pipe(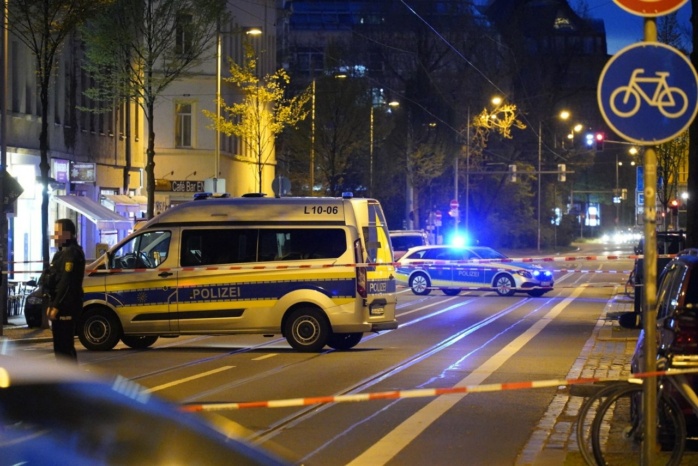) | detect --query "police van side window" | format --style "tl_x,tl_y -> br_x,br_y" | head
111,231 -> 171,269
258,229 -> 346,261
181,229 -> 257,266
